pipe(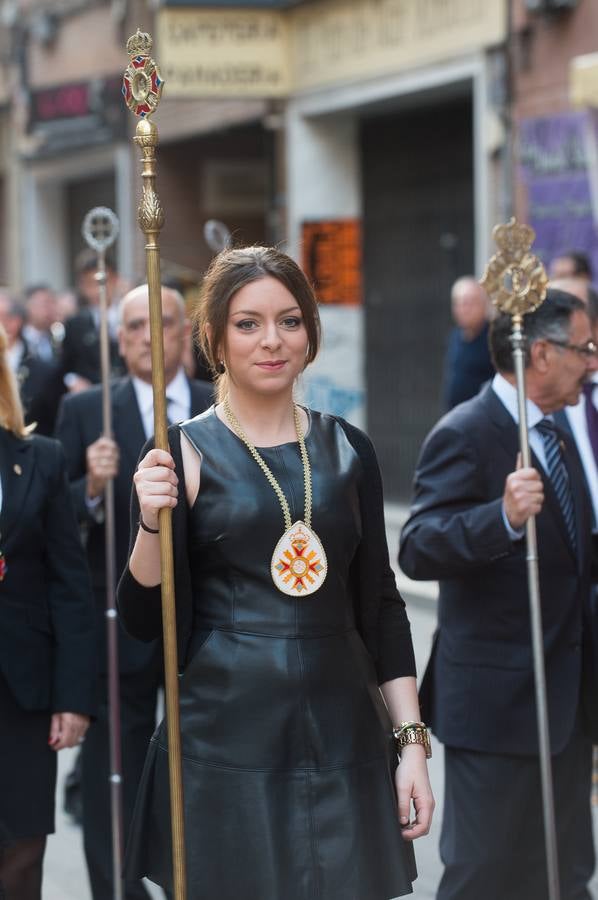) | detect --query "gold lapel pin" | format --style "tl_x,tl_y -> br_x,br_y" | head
13,463 -> 22,475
